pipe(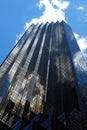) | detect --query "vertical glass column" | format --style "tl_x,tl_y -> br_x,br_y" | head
25,23 -> 49,102
10,24 -> 44,103
0,24 -> 39,103
0,24 -> 34,79
45,23 -> 53,103
62,21 -> 87,111
8,24 -> 39,82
